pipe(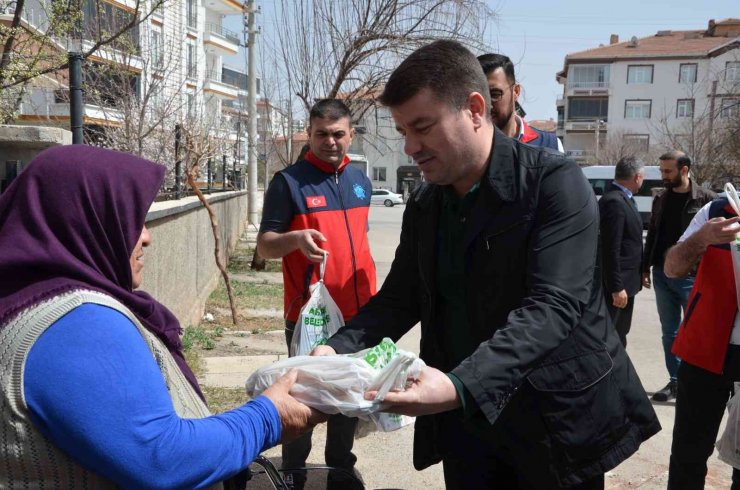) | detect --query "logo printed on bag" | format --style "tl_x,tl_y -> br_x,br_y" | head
306,195 -> 327,208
